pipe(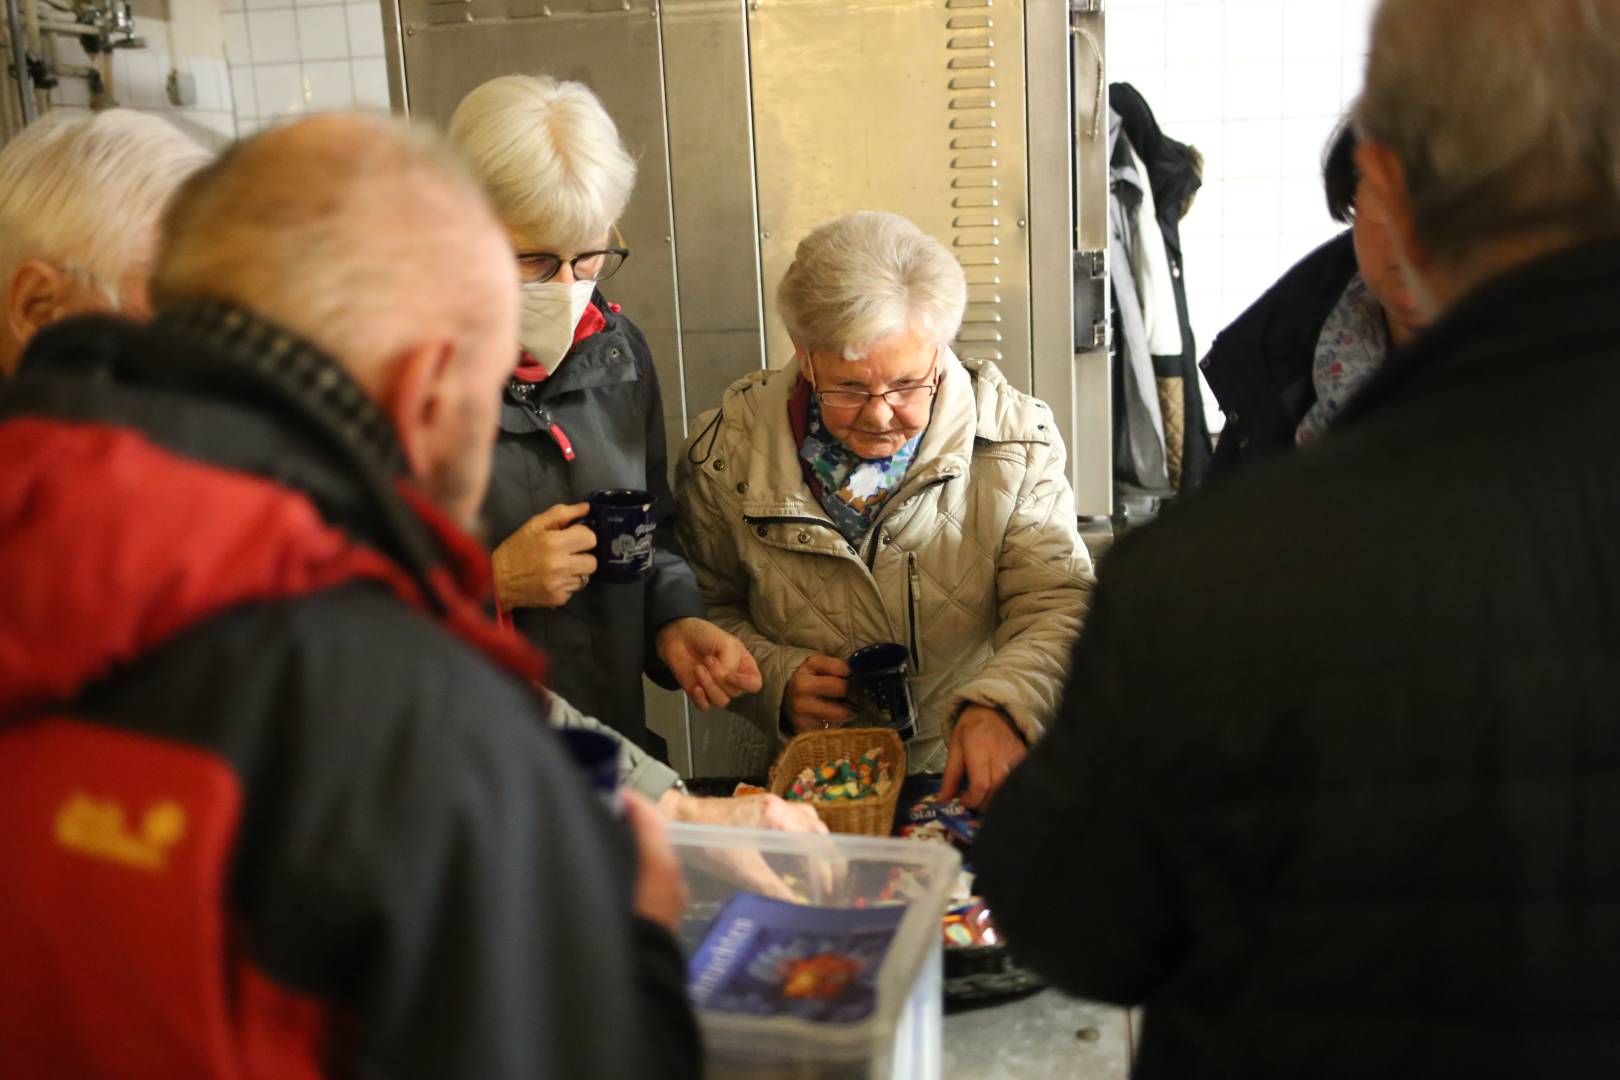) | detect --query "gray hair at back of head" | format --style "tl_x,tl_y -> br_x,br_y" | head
0,109 -> 209,300
1356,0 -> 1620,258
777,211 -> 967,360
152,113 -> 510,375
448,74 -> 637,252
